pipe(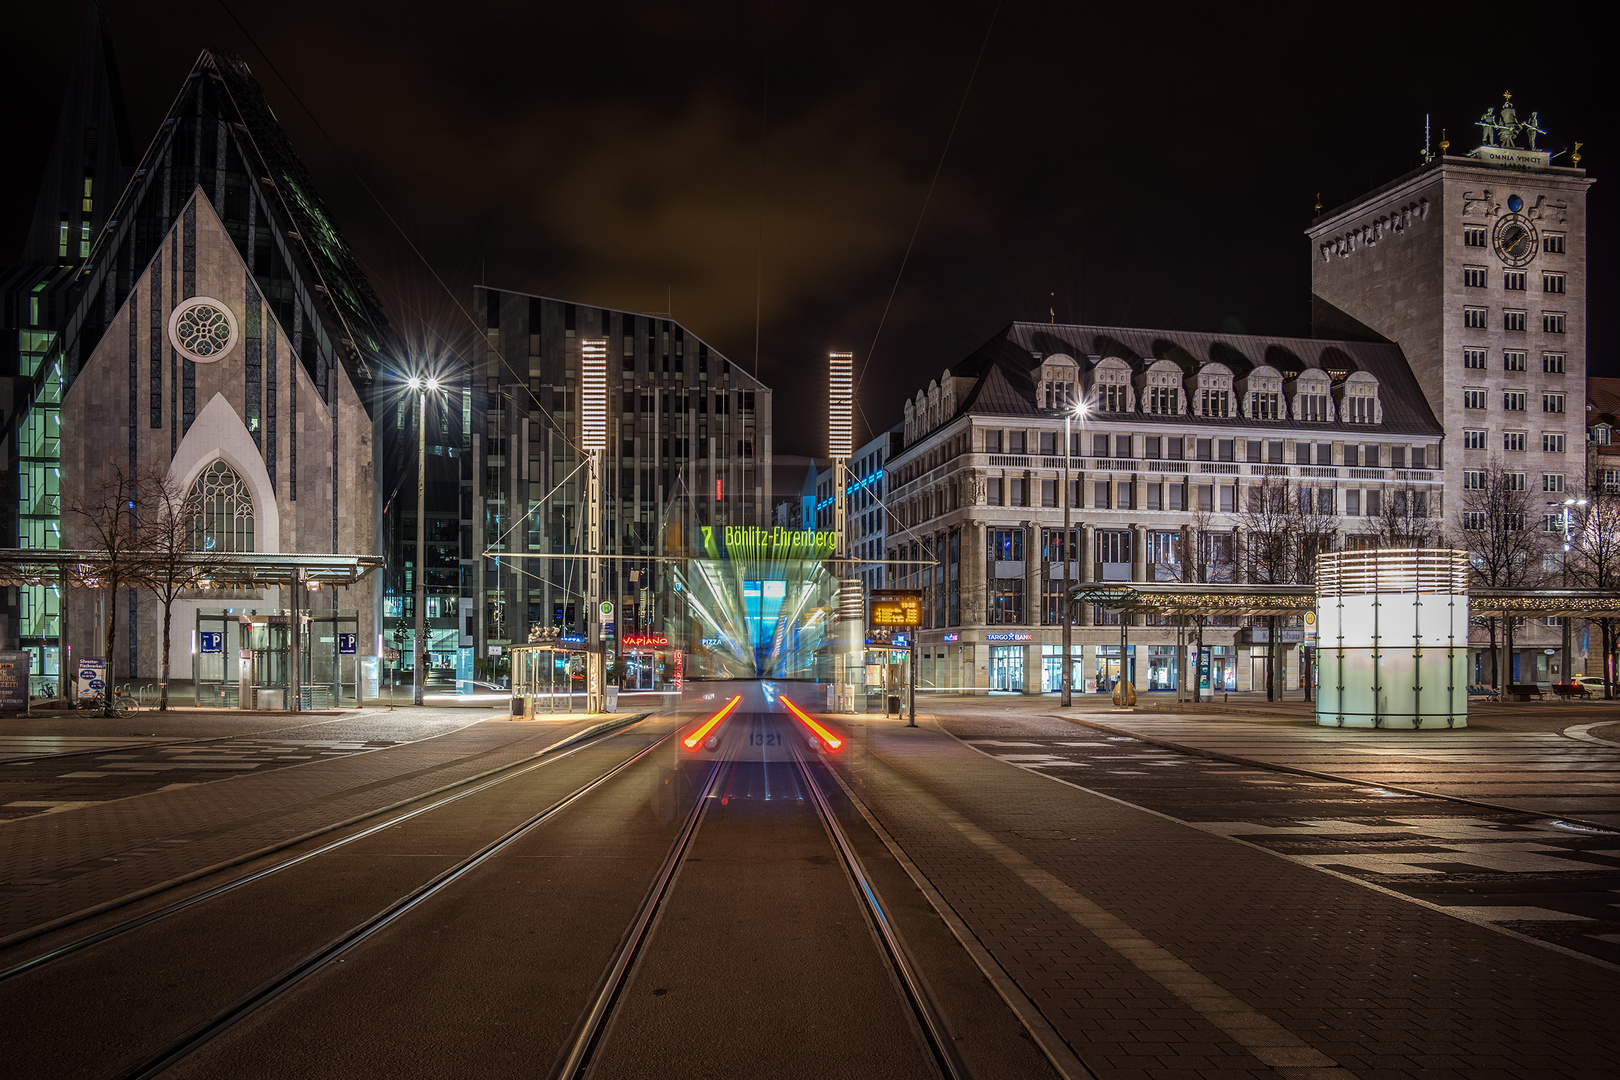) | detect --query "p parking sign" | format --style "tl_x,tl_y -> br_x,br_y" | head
200,632 -> 223,654
338,633 -> 357,655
